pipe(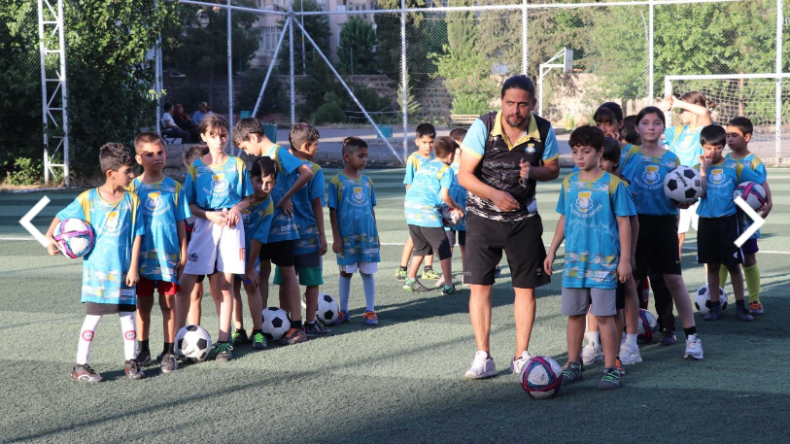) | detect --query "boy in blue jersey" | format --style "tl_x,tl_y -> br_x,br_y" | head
272,123 -> 330,336
329,137 -> 381,325
45,143 -> 146,382
695,125 -> 768,322
720,117 -> 773,315
402,136 -> 464,294
231,157 -> 276,349
447,128 -> 469,285
179,114 -> 253,362
621,106 -> 703,360
396,123 -> 438,282
129,132 -> 190,373
233,118 -> 314,345
545,126 -> 633,390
